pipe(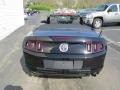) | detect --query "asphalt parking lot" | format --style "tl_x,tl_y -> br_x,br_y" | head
0,13 -> 120,90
